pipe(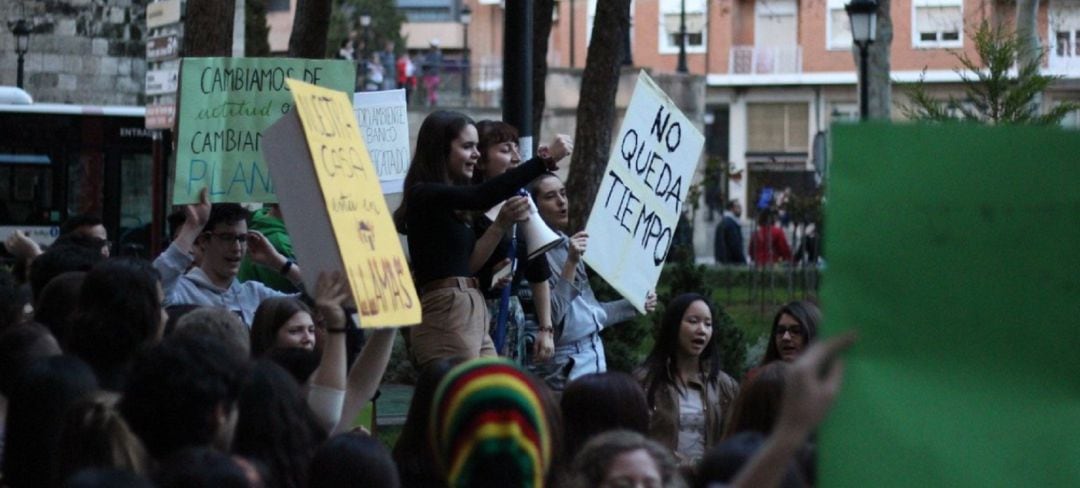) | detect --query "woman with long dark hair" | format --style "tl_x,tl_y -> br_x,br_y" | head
637,293 -> 739,466
760,300 -> 820,366
392,110 -> 570,370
